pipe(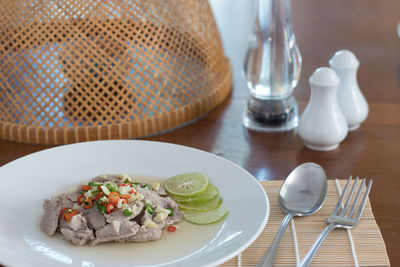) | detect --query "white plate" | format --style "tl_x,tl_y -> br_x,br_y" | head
0,140 -> 269,267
